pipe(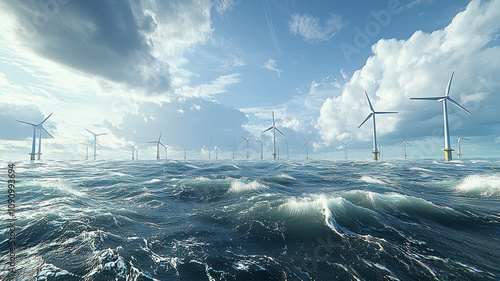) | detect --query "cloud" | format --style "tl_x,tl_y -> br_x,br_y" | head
0,104 -> 55,141
318,0 -> 500,147
263,59 -> 281,77
107,98 -> 249,149
174,73 -> 241,98
289,13 -> 343,42
0,0 -> 213,95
